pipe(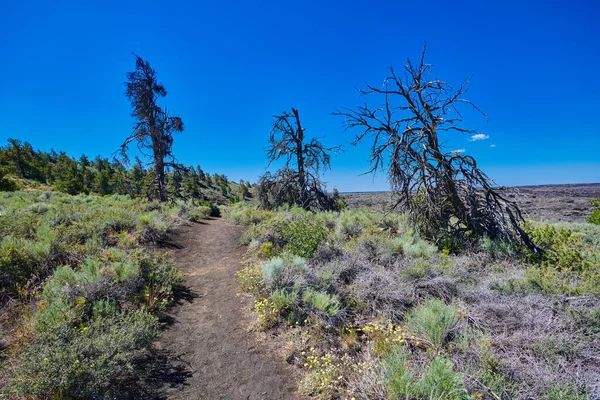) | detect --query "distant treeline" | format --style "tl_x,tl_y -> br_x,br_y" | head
0,138 -> 251,201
